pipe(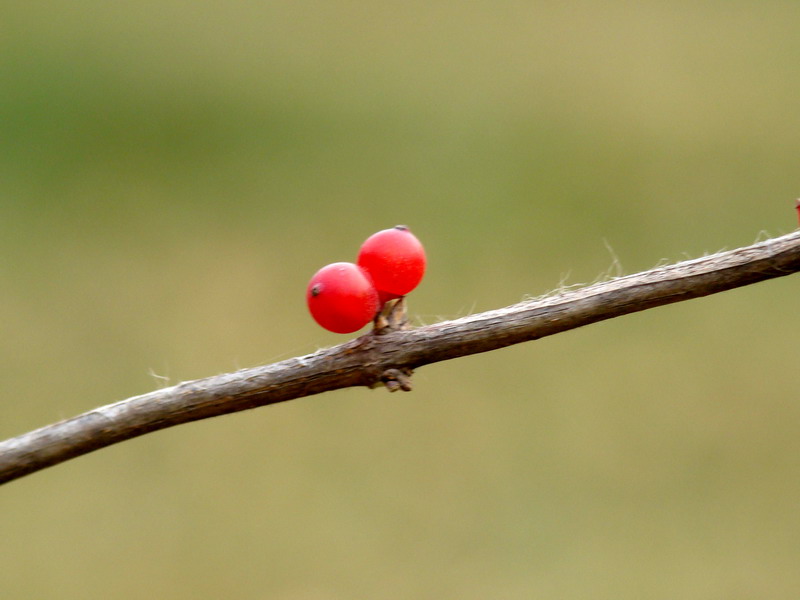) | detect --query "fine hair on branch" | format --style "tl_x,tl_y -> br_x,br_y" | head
2,230 -> 800,486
